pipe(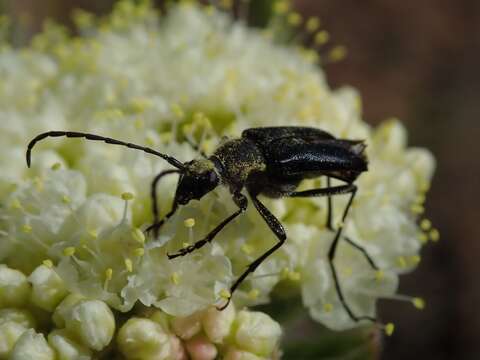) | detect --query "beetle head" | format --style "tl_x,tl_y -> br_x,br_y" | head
176,159 -> 220,205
